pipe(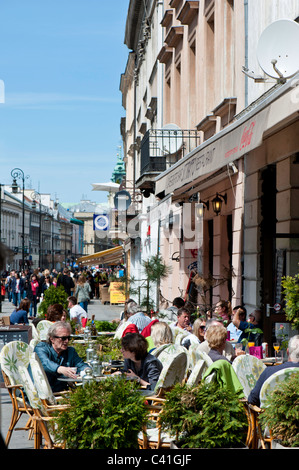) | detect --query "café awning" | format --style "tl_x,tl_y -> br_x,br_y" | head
77,245 -> 124,267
